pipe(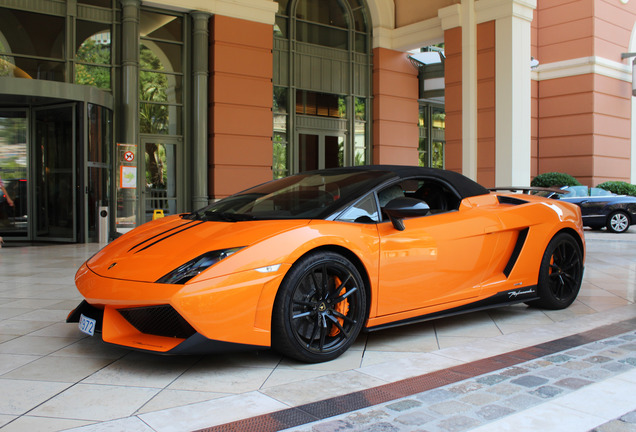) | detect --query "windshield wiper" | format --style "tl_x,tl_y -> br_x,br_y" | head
202,211 -> 255,222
